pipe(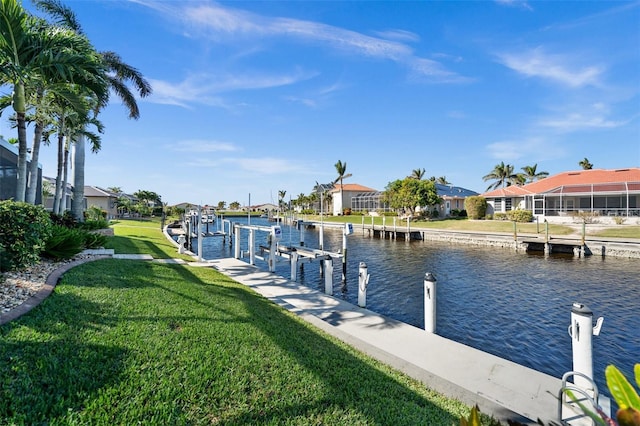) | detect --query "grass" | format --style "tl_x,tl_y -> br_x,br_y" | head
307,214 -> 576,235
303,215 -> 640,239
0,219 -> 503,425
105,219 -> 194,261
